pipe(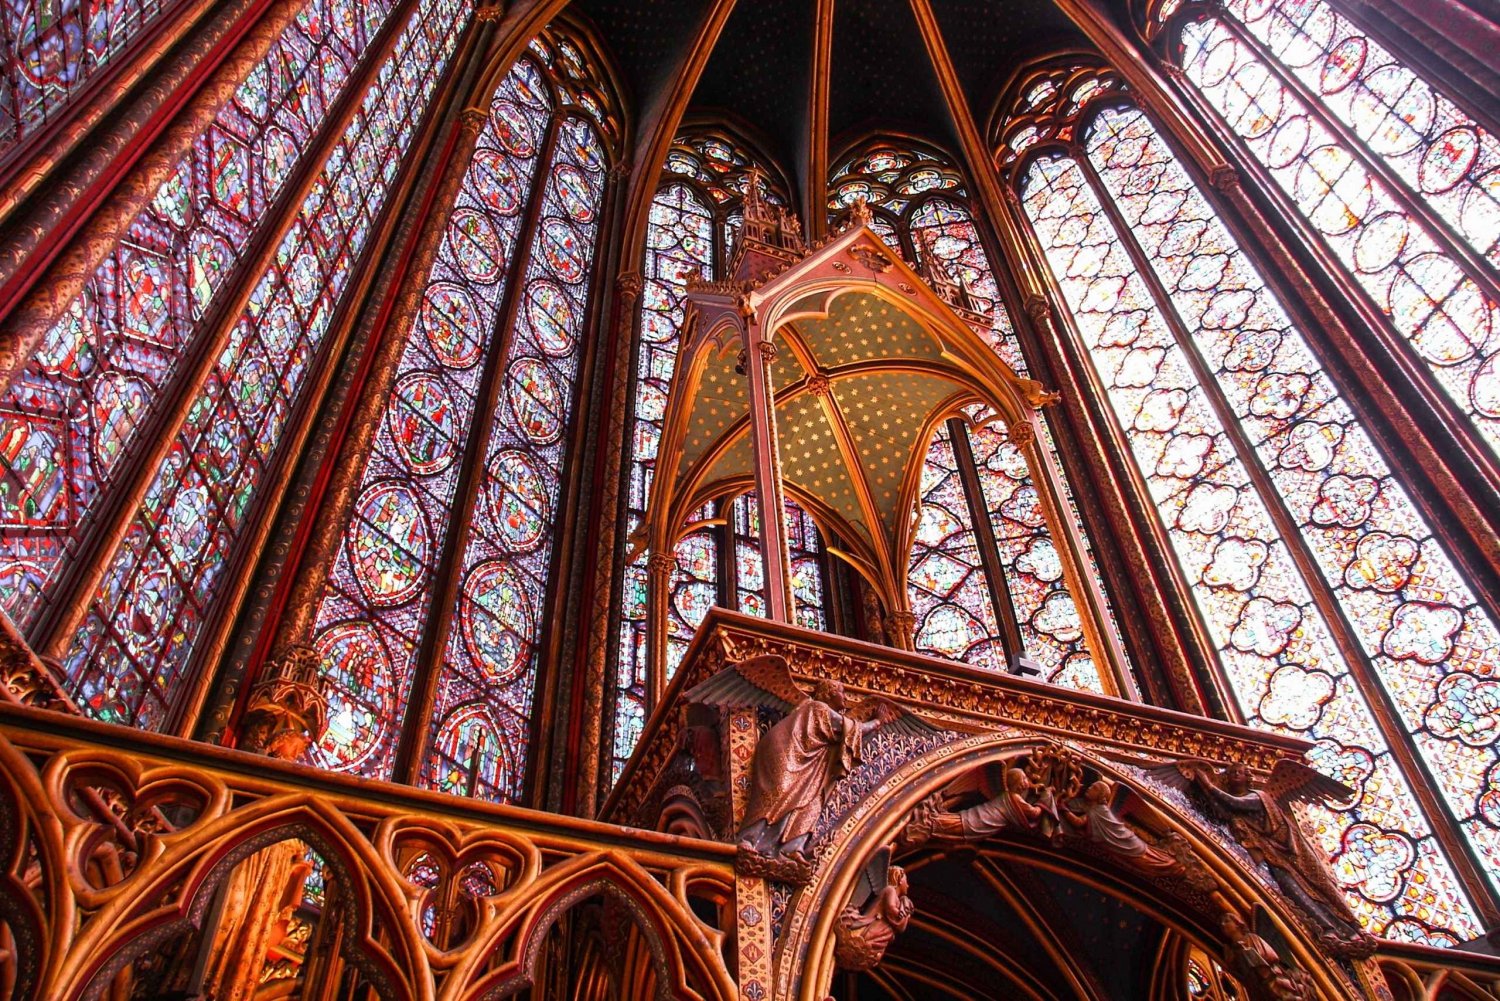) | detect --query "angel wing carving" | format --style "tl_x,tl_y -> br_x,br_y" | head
684,654 -> 804,713
1264,759 -> 1355,809
685,655 -> 945,738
